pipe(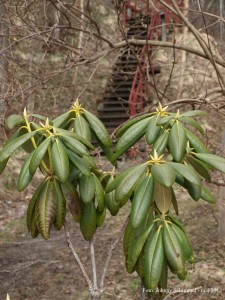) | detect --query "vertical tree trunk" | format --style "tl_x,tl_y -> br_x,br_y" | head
0,3 -> 9,123
218,130 -> 225,240
220,0 -> 224,41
